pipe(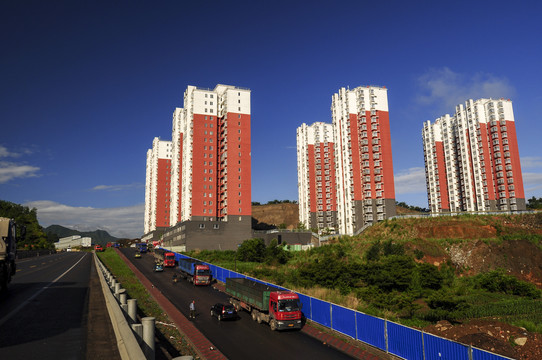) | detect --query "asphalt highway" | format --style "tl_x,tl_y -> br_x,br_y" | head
0,252 -> 92,359
122,248 -> 357,360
